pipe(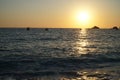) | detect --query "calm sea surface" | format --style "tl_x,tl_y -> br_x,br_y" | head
0,28 -> 120,80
